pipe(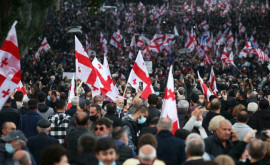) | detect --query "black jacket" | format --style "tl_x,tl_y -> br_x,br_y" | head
27,132 -> 59,165
0,106 -> 20,128
104,112 -> 122,128
66,126 -> 94,164
147,105 -> 160,123
65,105 -> 77,117
182,158 -> 204,165
254,109 -> 270,132
204,134 -> 237,157
156,130 -> 186,165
